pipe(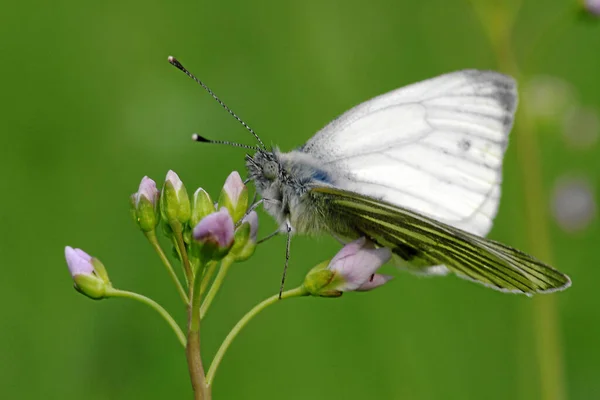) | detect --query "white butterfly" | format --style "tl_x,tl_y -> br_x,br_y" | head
170,57 -> 571,295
